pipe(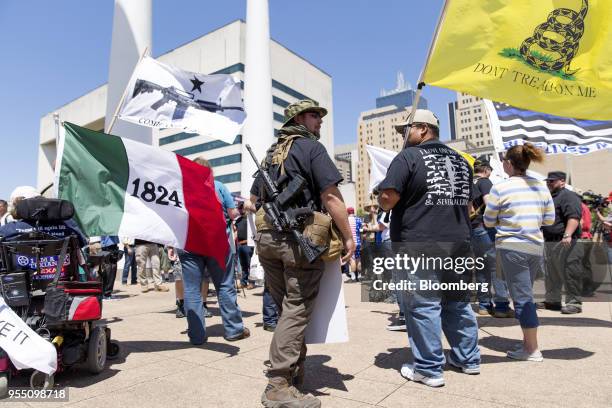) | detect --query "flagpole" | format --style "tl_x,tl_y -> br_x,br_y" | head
105,46 -> 149,135
402,0 -> 451,149
51,121 -> 66,199
53,112 -> 60,149
565,154 -> 573,185
37,112 -> 63,197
